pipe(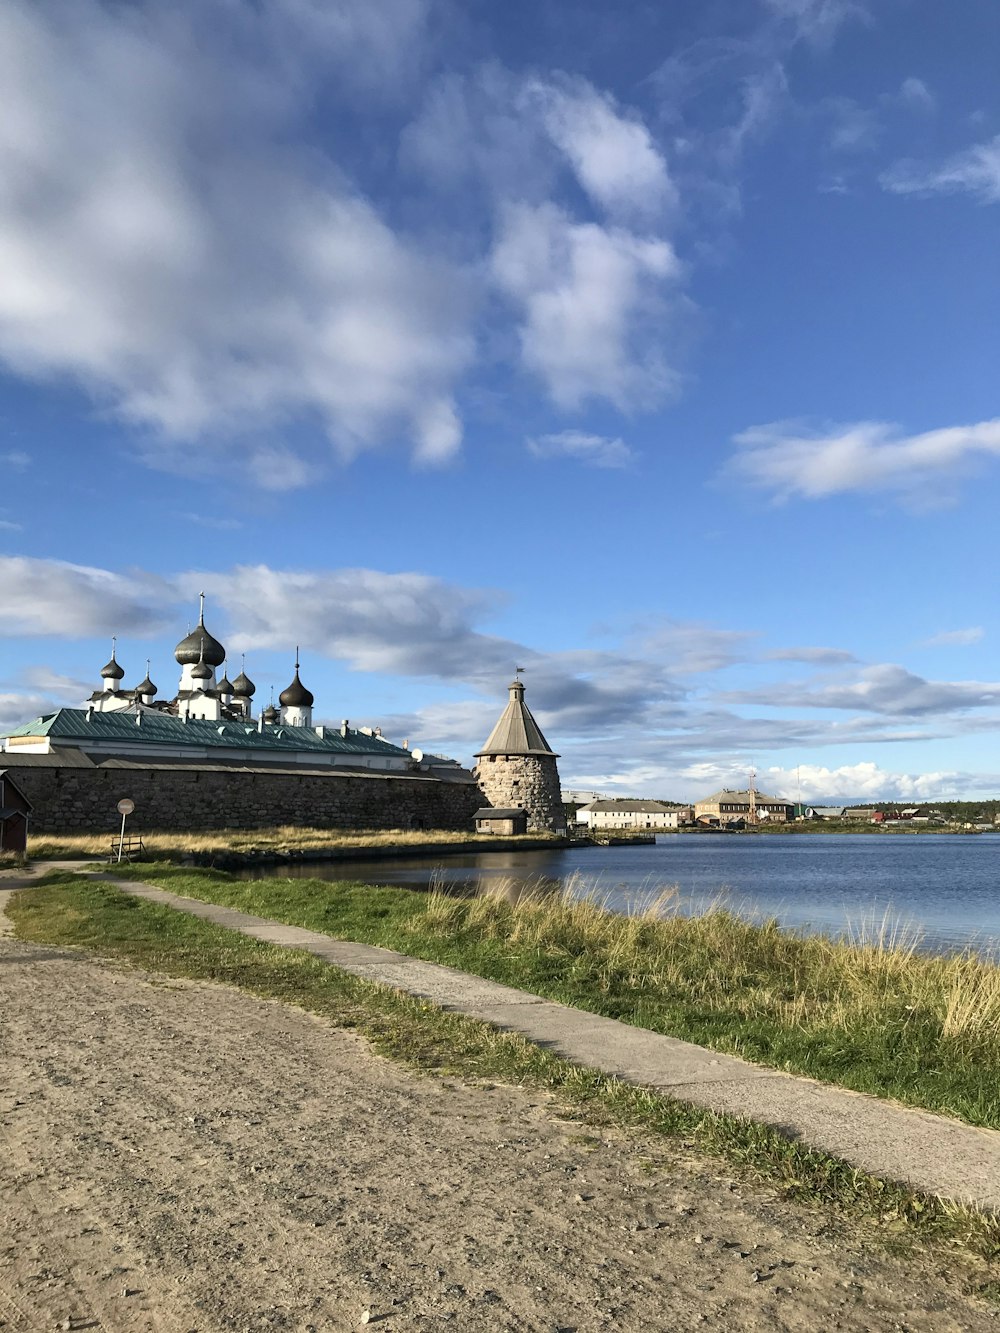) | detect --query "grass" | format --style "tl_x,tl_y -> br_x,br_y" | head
28,825 -> 560,860
90,863 -> 1000,1131
8,872 -> 1000,1289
